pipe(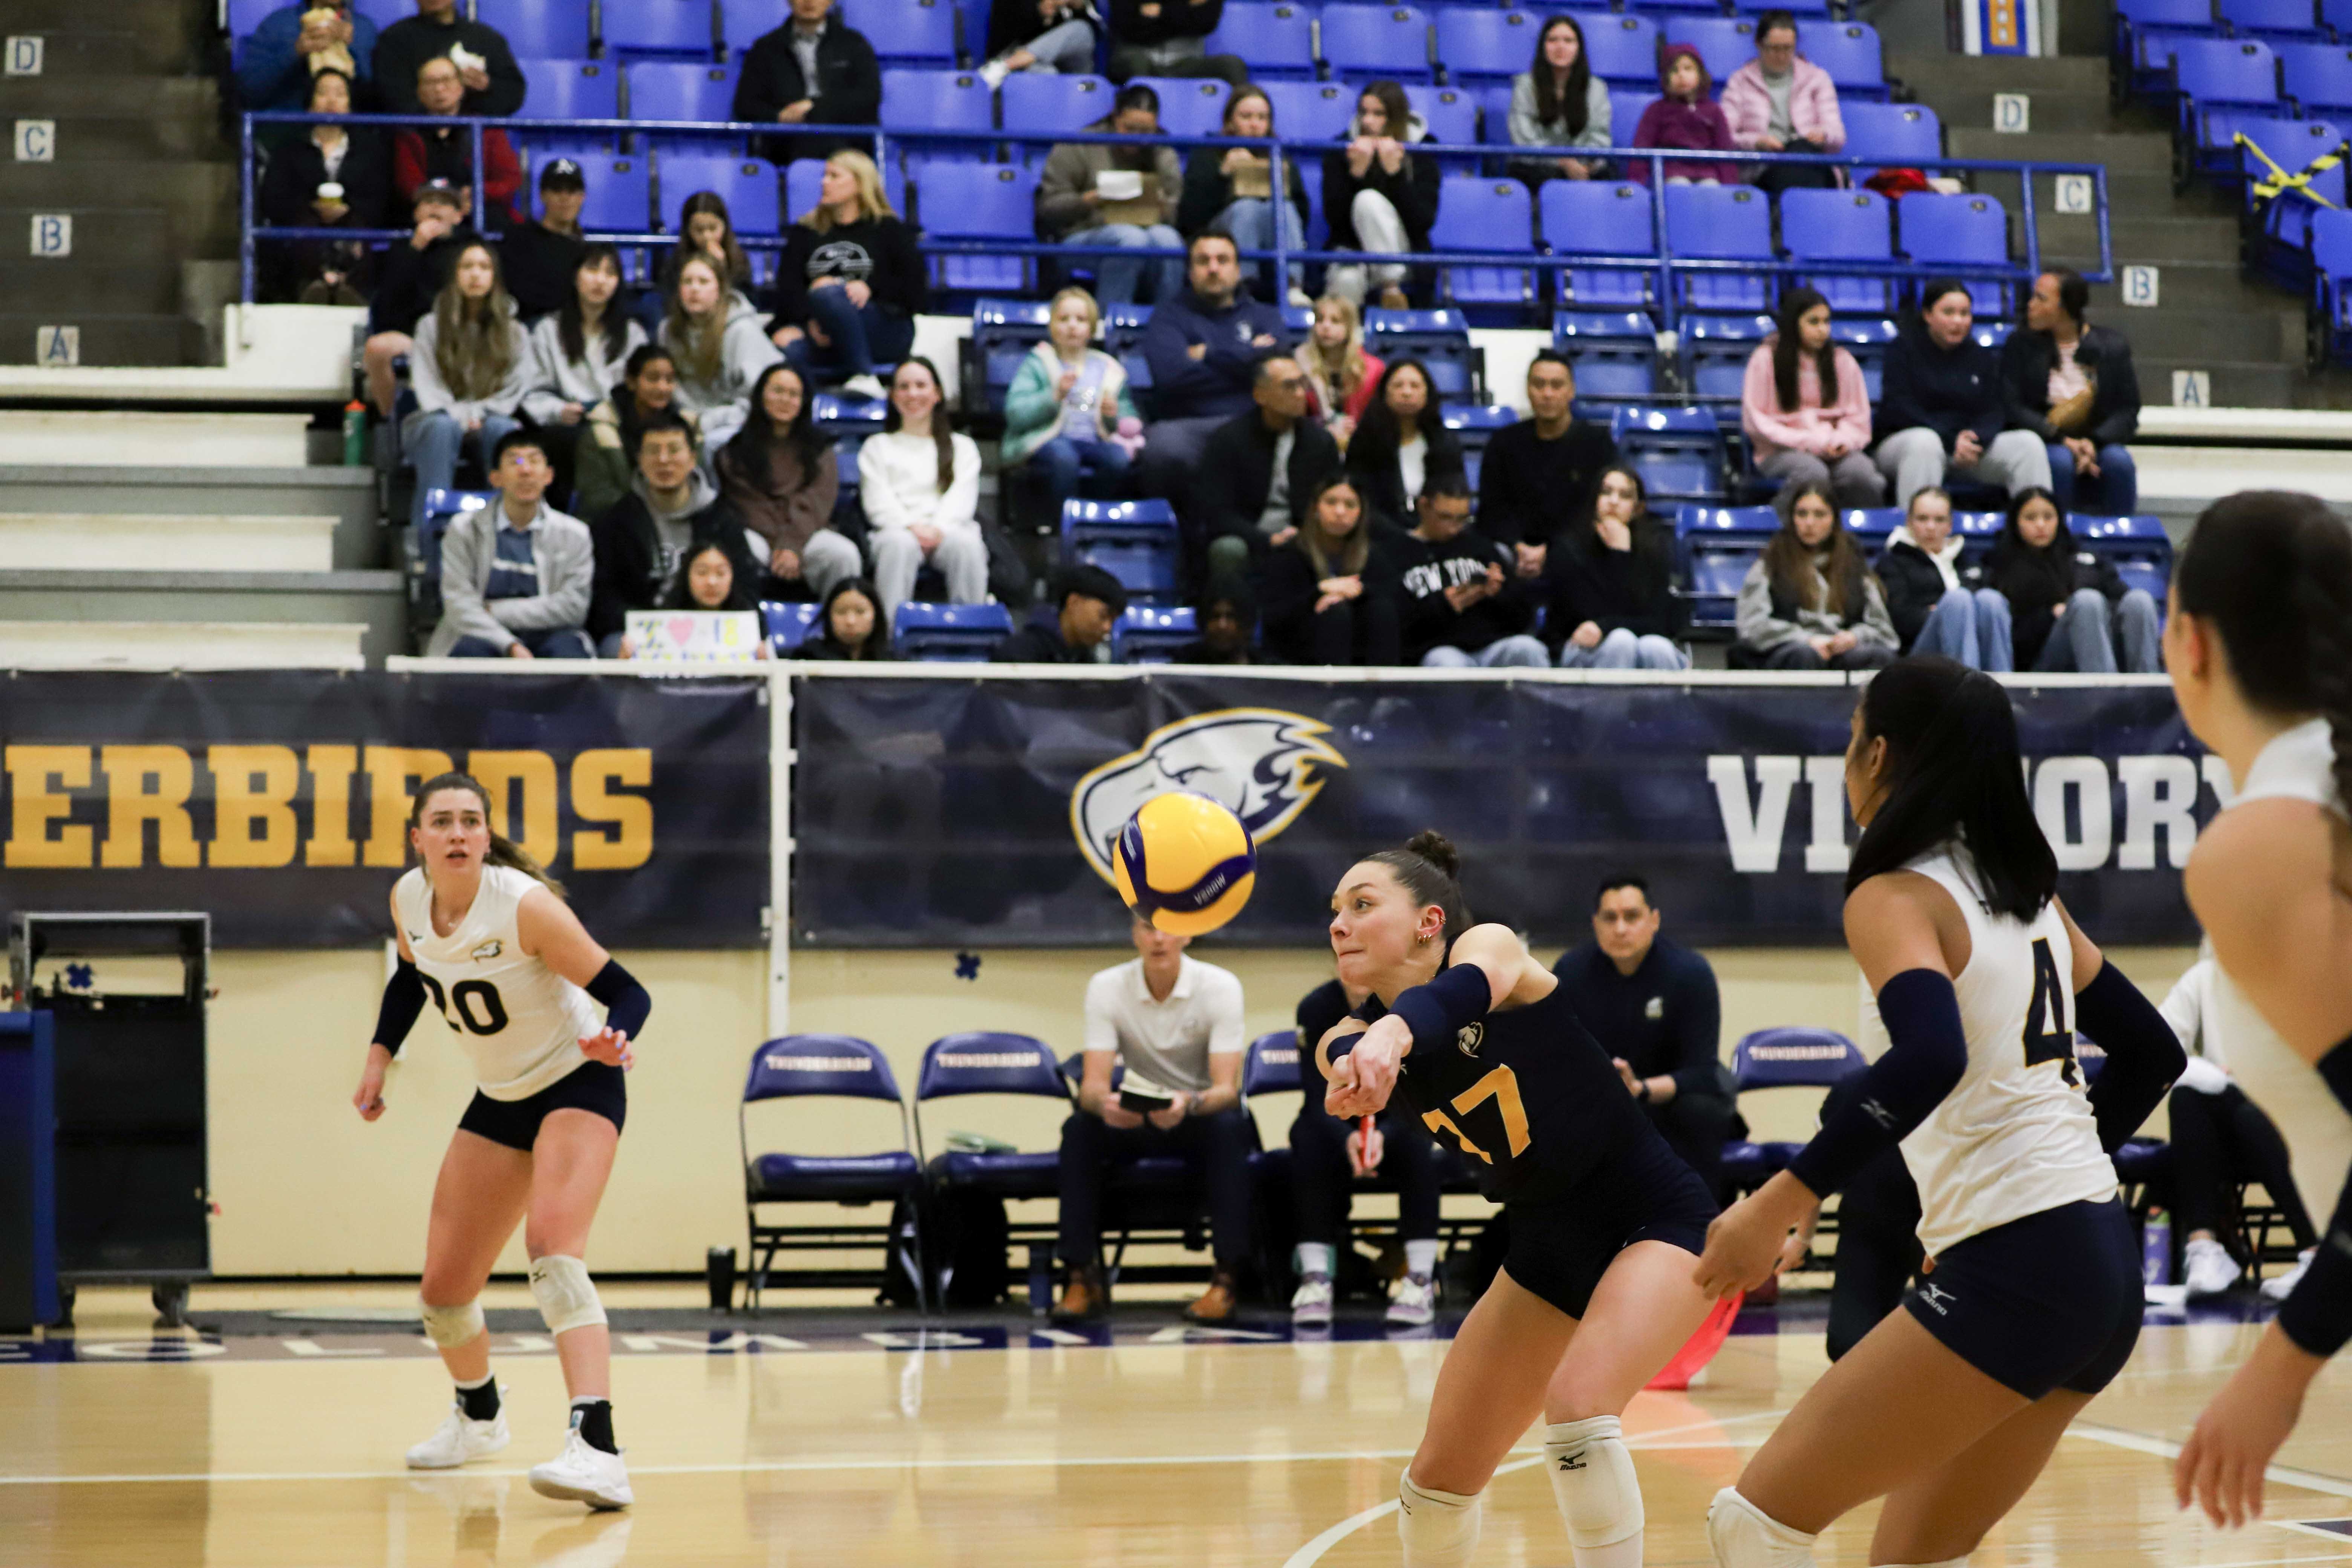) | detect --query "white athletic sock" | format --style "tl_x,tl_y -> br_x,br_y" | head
1545,1415 -> 1644,1568
1404,1239 -> 1441,1277
1295,1242 -> 1335,1278
1708,1486 -> 1817,1568
1397,1470 -> 1481,1567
